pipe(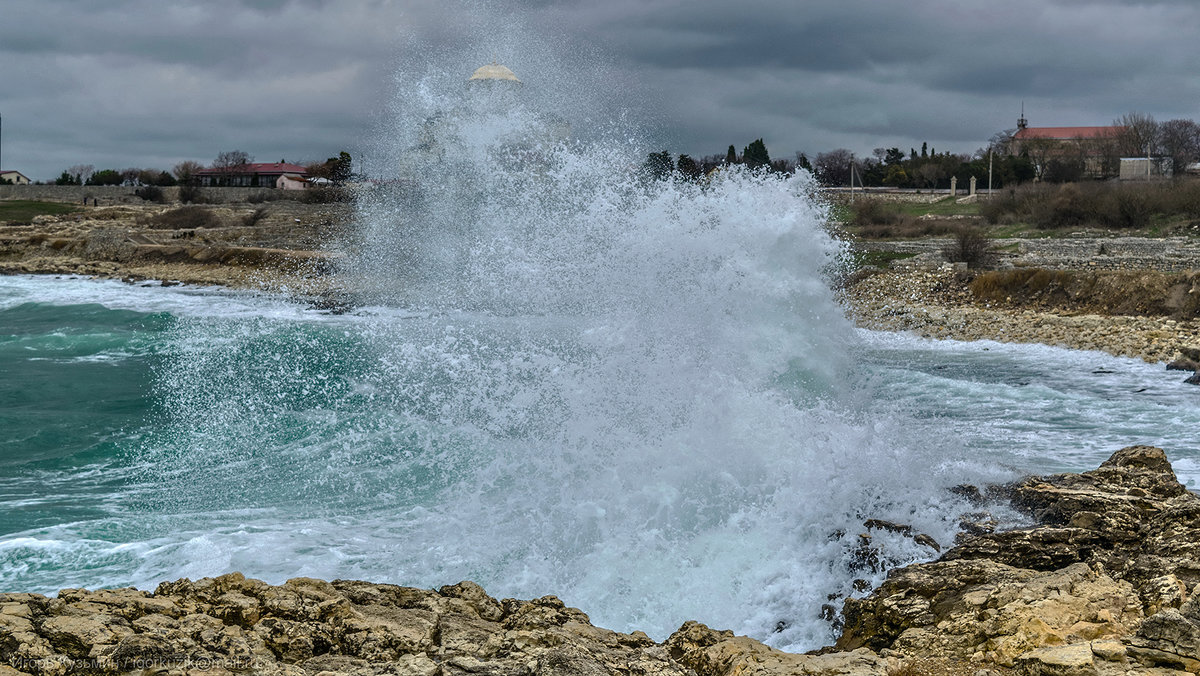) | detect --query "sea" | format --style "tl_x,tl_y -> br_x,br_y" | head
4,52 -> 1200,654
